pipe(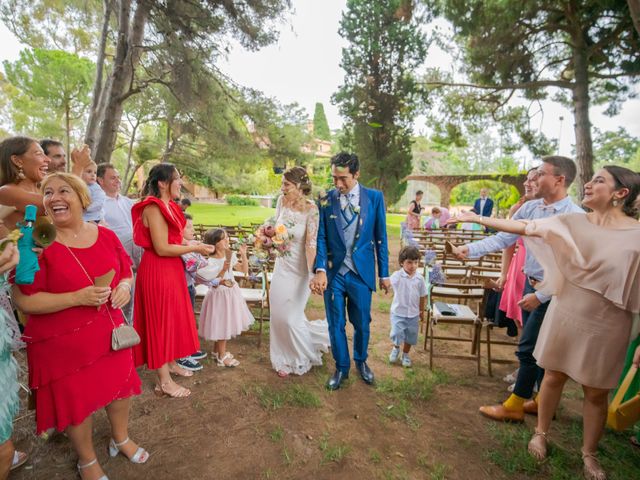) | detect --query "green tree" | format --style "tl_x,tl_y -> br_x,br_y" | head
3,48 -> 94,155
313,102 -> 331,140
593,127 -> 640,170
334,0 -> 428,204
1,0 -> 293,164
424,0 -> 640,198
